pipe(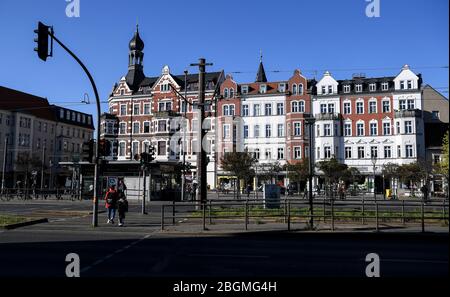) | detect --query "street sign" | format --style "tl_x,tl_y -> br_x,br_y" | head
107,177 -> 118,188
